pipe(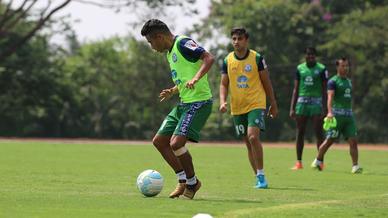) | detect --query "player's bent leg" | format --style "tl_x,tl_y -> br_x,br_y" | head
152,134 -> 184,174
170,135 -> 201,199
153,135 -> 187,198
170,135 -> 193,178
311,138 -> 334,171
